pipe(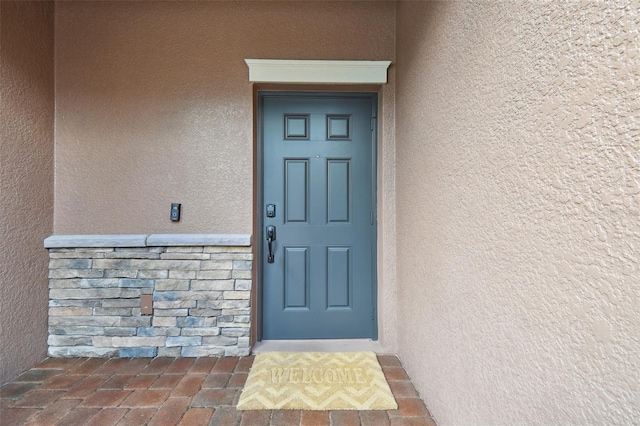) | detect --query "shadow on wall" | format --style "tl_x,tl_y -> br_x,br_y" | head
0,1 -> 54,384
